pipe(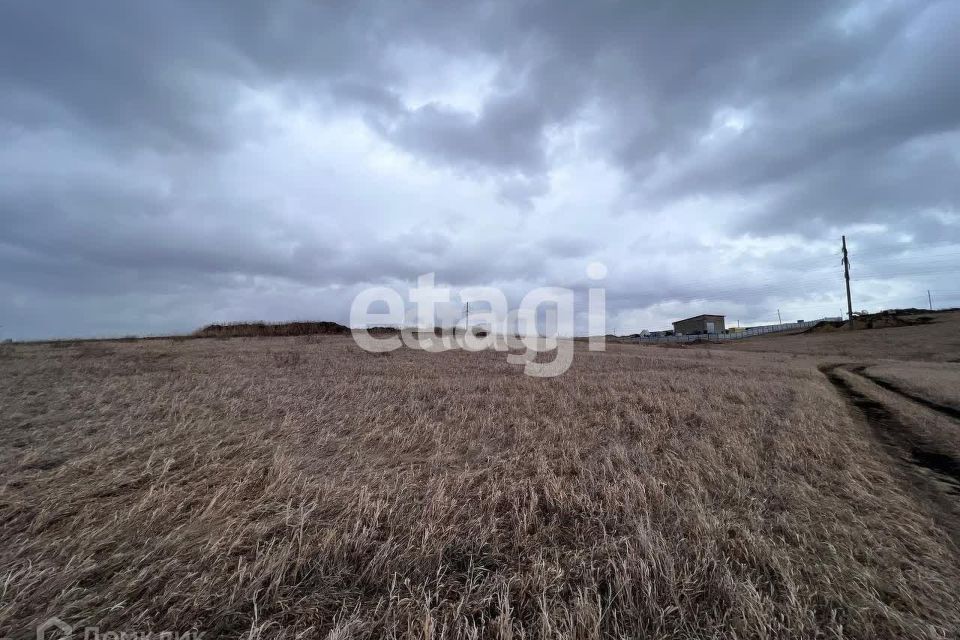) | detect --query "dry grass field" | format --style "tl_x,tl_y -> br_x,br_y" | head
2,324 -> 960,638
719,311 -> 960,363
